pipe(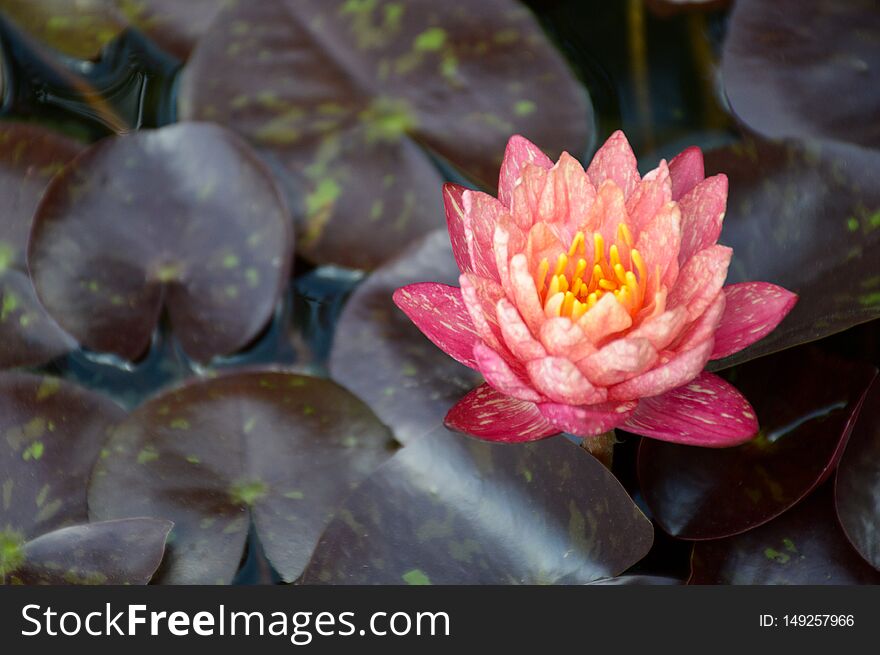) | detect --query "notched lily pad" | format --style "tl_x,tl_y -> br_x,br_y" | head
329,229 -> 481,444
302,428 -> 653,584
690,485 -> 880,584
29,122 -> 293,363
88,371 -> 396,584
639,347 -> 877,540
178,0 -> 591,268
